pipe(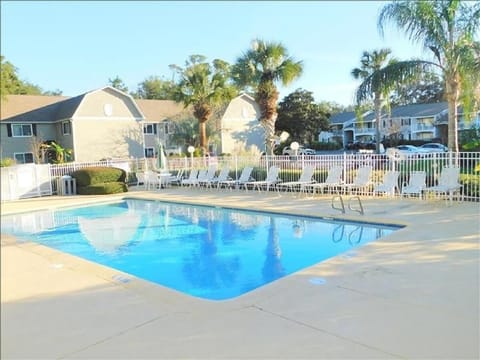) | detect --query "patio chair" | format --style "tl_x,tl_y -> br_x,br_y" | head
198,164 -> 218,188
218,166 -> 254,190
167,168 -> 185,186
276,165 -> 316,194
424,166 -> 462,202
203,165 -> 231,189
136,171 -> 146,188
373,170 -> 400,197
181,169 -> 199,187
340,166 -> 373,195
401,171 -> 426,199
303,166 -> 343,195
244,166 -> 281,192
144,170 -> 161,190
